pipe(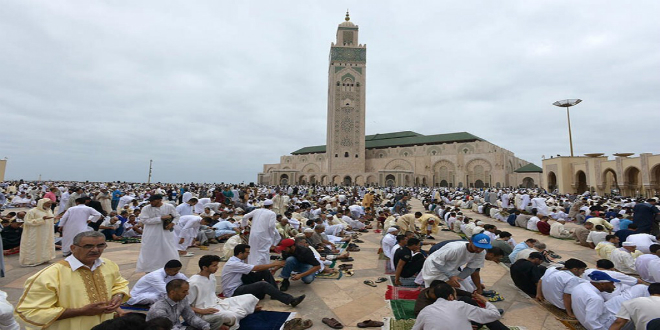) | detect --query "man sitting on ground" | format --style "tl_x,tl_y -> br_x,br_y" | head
536,258 -> 587,318
146,279 -> 210,330
412,281 -> 502,330
187,255 -> 260,330
573,222 -> 593,247
277,238 -> 321,291
594,235 -> 619,260
510,252 -> 546,297
220,244 -> 306,307
394,238 -> 425,287
127,259 -> 188,305
587,225 -> 608,249
550,218 -> 572,239
490,232 -> 514,263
